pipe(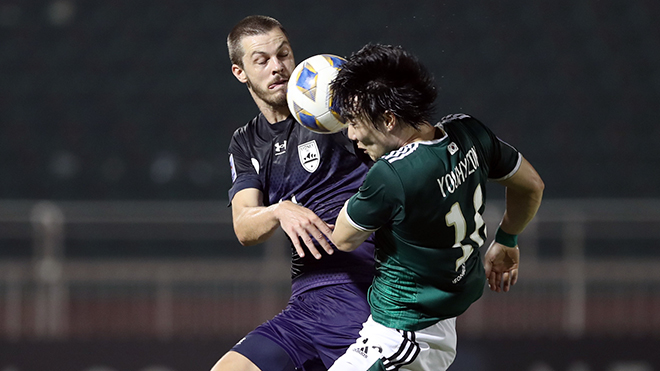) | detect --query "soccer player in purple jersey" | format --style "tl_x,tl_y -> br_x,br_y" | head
210,16 -> 376,371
